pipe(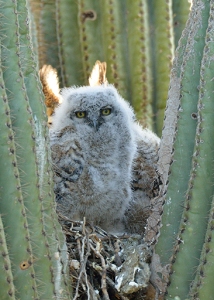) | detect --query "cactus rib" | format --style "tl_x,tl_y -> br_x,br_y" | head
38,0 -> 60,75
166,1 -> 214,294
55,0 -> 83,86
17,0 -> 71,296
126,0 -> 153,129
172,0 -> 191,48
0,45 -> 38,299
78,0 -> 104,85
148,0 -> 175,135
1,0 -> 71,298
190,198 -> 214,298
0,214 -> 16,300
154,0 -> 209,270
100,0 -> 129,100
